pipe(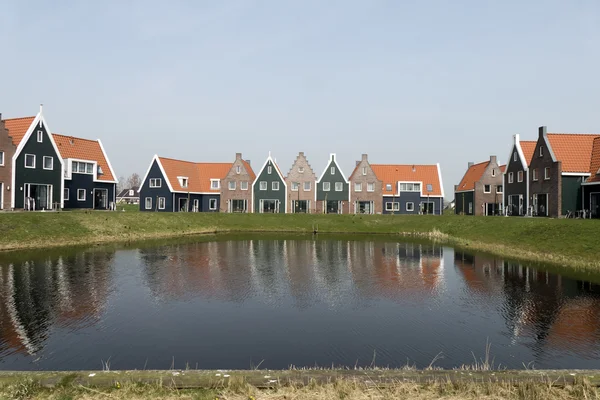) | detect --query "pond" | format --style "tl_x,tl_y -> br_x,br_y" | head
0,236 -> 599,371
